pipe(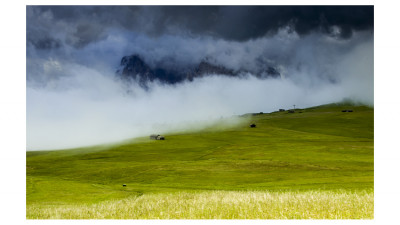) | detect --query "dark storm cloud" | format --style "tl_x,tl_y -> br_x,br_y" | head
27,5 -> 373,49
